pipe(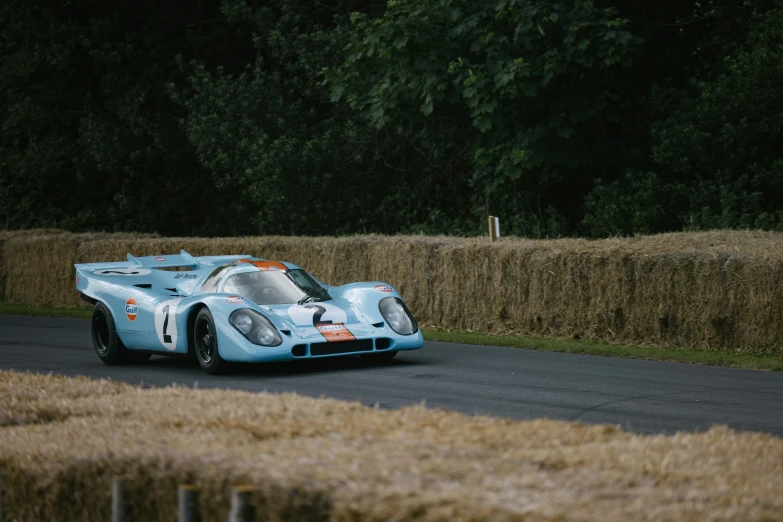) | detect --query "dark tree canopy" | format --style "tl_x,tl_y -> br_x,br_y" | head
1,0 -> 781,237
